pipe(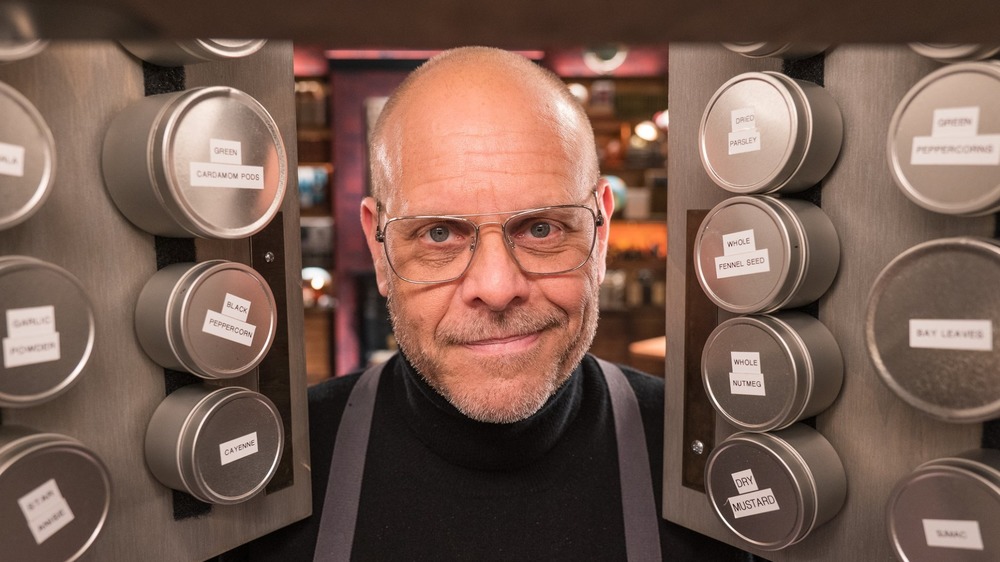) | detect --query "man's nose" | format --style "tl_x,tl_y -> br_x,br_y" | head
458,225 -> 530,310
